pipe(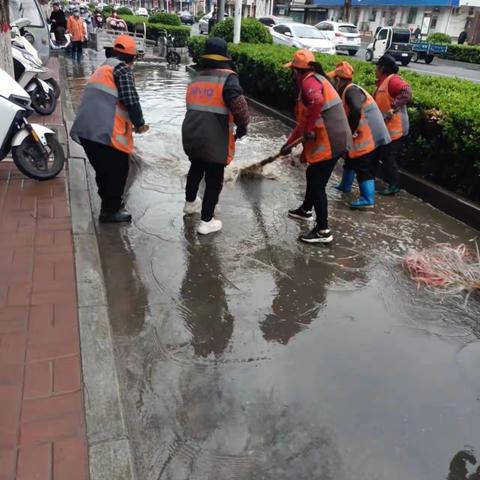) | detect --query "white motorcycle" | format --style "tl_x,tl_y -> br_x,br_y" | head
11,18 -> 61,99
0,69 -> 65,180
11,44 -> 57,115
50,25 -> 72,52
